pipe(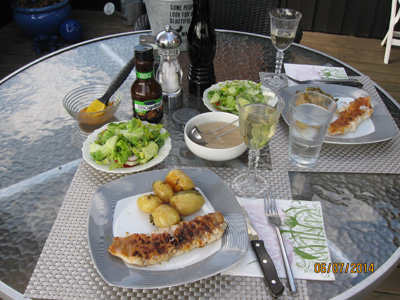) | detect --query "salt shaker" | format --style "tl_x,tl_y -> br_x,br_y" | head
155,25 -> 183,109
